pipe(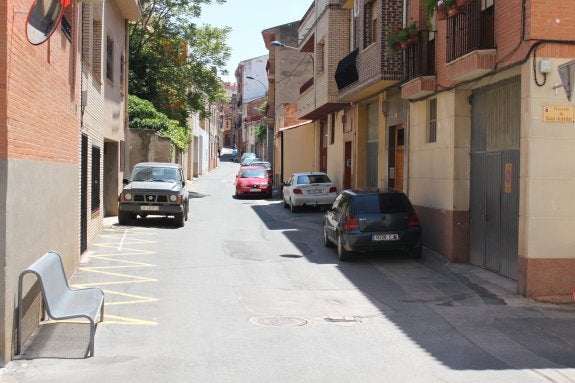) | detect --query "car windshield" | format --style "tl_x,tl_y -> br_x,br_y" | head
353,194 -> 412,214
132,166 -> 181,182
297,174 -> 331,184
239,169 -> 267,178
